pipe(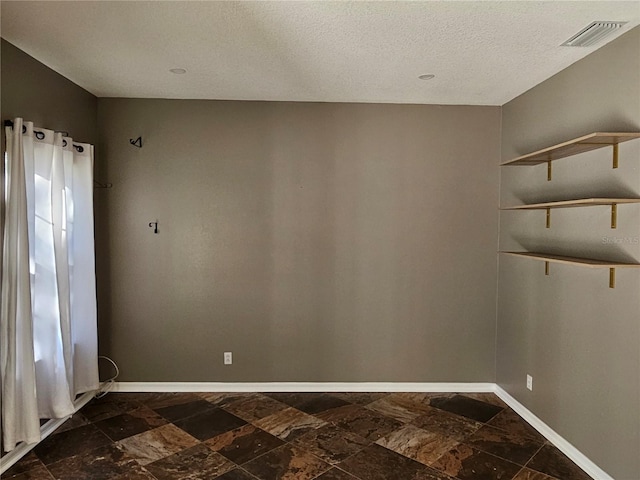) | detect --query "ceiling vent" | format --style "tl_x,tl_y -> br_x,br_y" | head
561,21 -> 627,47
